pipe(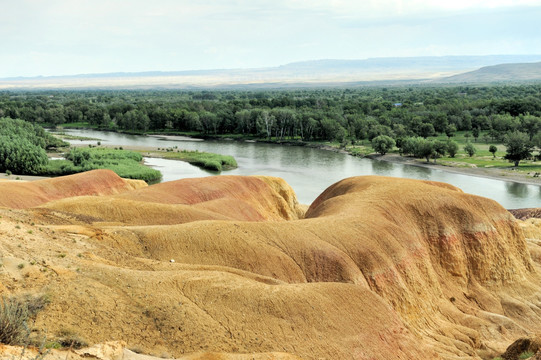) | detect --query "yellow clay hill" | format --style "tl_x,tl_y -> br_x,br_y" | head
0,169 -> 540,360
